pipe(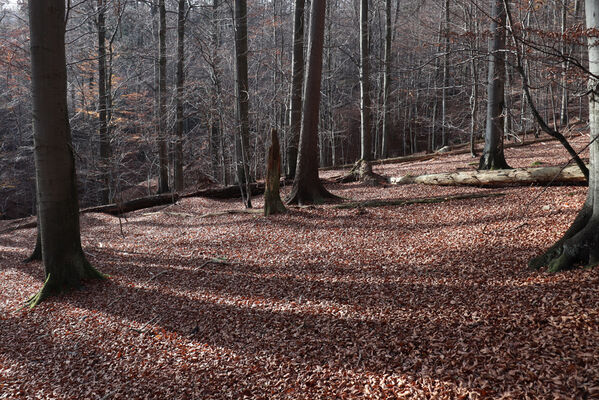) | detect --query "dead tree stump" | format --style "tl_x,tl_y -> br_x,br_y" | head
264,129 -> 287,216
